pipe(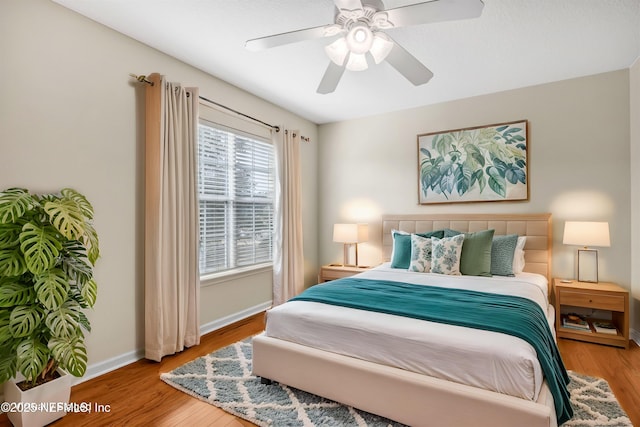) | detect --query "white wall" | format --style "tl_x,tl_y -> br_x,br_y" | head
318,70 -> 631,294
630,57 -> 640,338
1,0 -> 318,376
